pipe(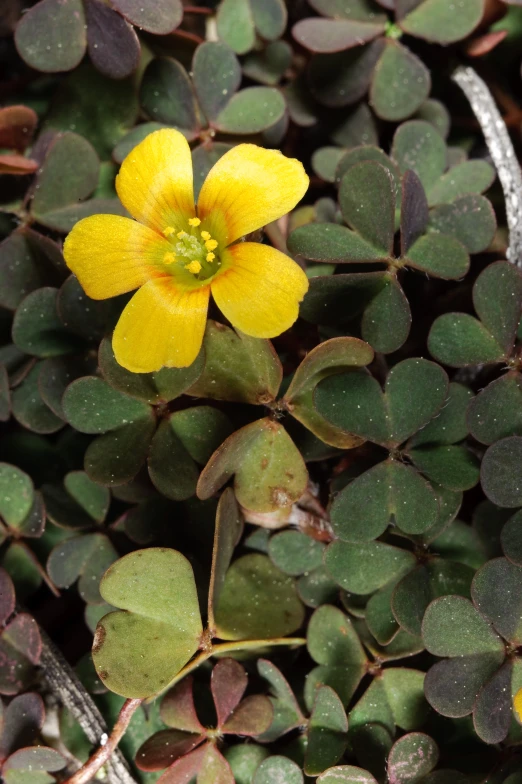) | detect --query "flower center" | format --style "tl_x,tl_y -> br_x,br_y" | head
162,217 -> 220,282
